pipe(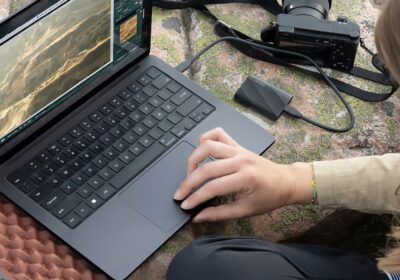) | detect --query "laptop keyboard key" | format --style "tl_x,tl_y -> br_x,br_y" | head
109,126 -> 125,138
120,118 -> 135,130
133,124 -> 147,136
123,131 -> 139,144
99,104 -> 113,115
143,116 -> 157,128
69,158 -> 86,171
94,122 -> 109,135
79,120 -> 94,131
146,67 -> 161,79
42,190 -> 66,210
132,92 -> 146,104
139,103 -> 154,115
18,181 -> 37,194
98,184 -> 116,201
139,135 -> 154,148
93,155 -> 108,169
25,159 -> 40,172
98,167 -> 115,181
31,172 -> 46,185
148,96 -> 163,108
8,169 -> 29,186
59,135 -> 74,147
77,185 -> 93,198
104,147 -> 118,160
37,151 -> 52,163
71,173 -> 88,186
152,74 -> 171,90
87,194 -> 104,209
152,108 -> 167,121
109,159 -> 124,173
123,100 -> 137,112
167,112 -> 183,125
89,111 -> 105,123
89,143 -> 106,154
74,203 -> 93,219
30,184 -> 52,202
158,88 -> 173,100
142,84 -> 158,97
129,111 -> 144,123
137,74 -> 152,86
80,151 -> 95,163
113,139 -> 128,152
52,193 -> 82,219
161,101 -> 176,113
68,127 -> 84,139
118,90 -> 132,101
109,96 -> 123,108
82,164 -> 98,177
158,118 -> 174,132
60,182 -> 78,194
149,127 -> 163,140
129,82 -> 142,93
63,212 -> 82,228
171,88 -> 192,105
167,81 -> 182,93
177,96 -> 203,116
88,176 -> 104,190
99,134 -> 115,147
48,143 -> 62,155
47,175 -> 64,188
129,143 -> 144,156
159,133 -> 177,148
119,150 -> 135,164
